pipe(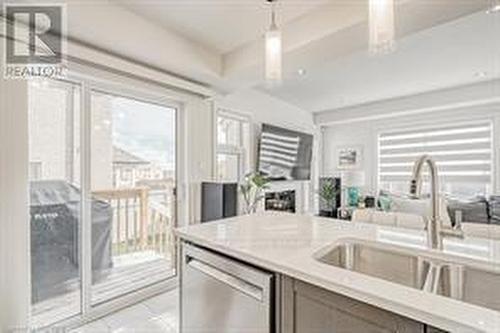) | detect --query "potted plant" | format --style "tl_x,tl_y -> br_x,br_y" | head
318,179 -> 339,218
240,172 -> 270,214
